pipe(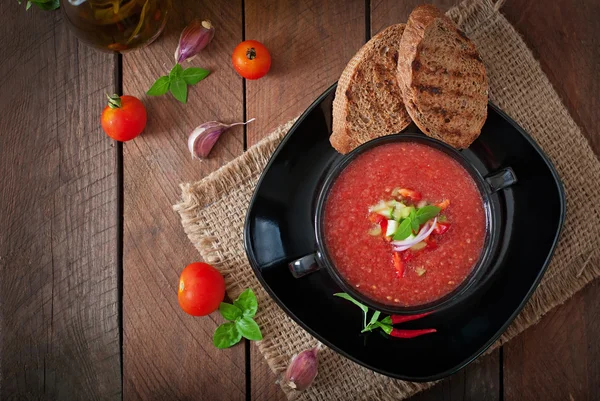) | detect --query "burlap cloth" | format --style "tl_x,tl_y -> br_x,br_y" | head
174,0 -> 600,399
